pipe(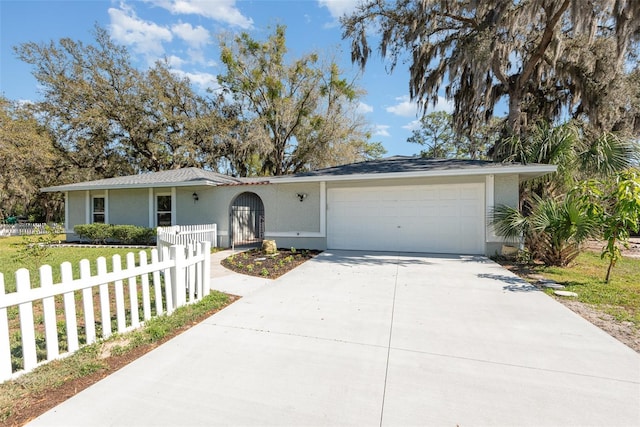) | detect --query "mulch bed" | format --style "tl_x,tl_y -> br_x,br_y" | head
221,248 -> 322,279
